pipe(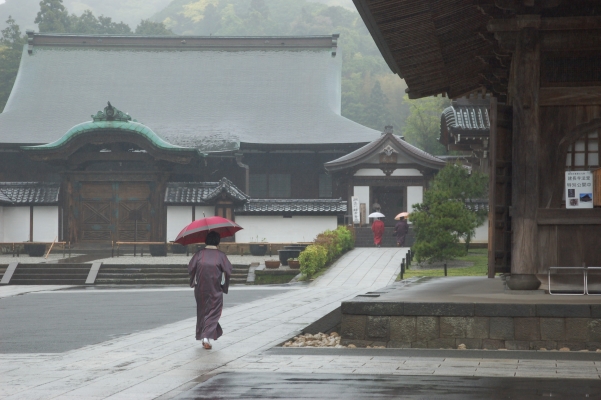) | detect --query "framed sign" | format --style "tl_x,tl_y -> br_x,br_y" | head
351,196 -> 360,224
565,171 -> 594,209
